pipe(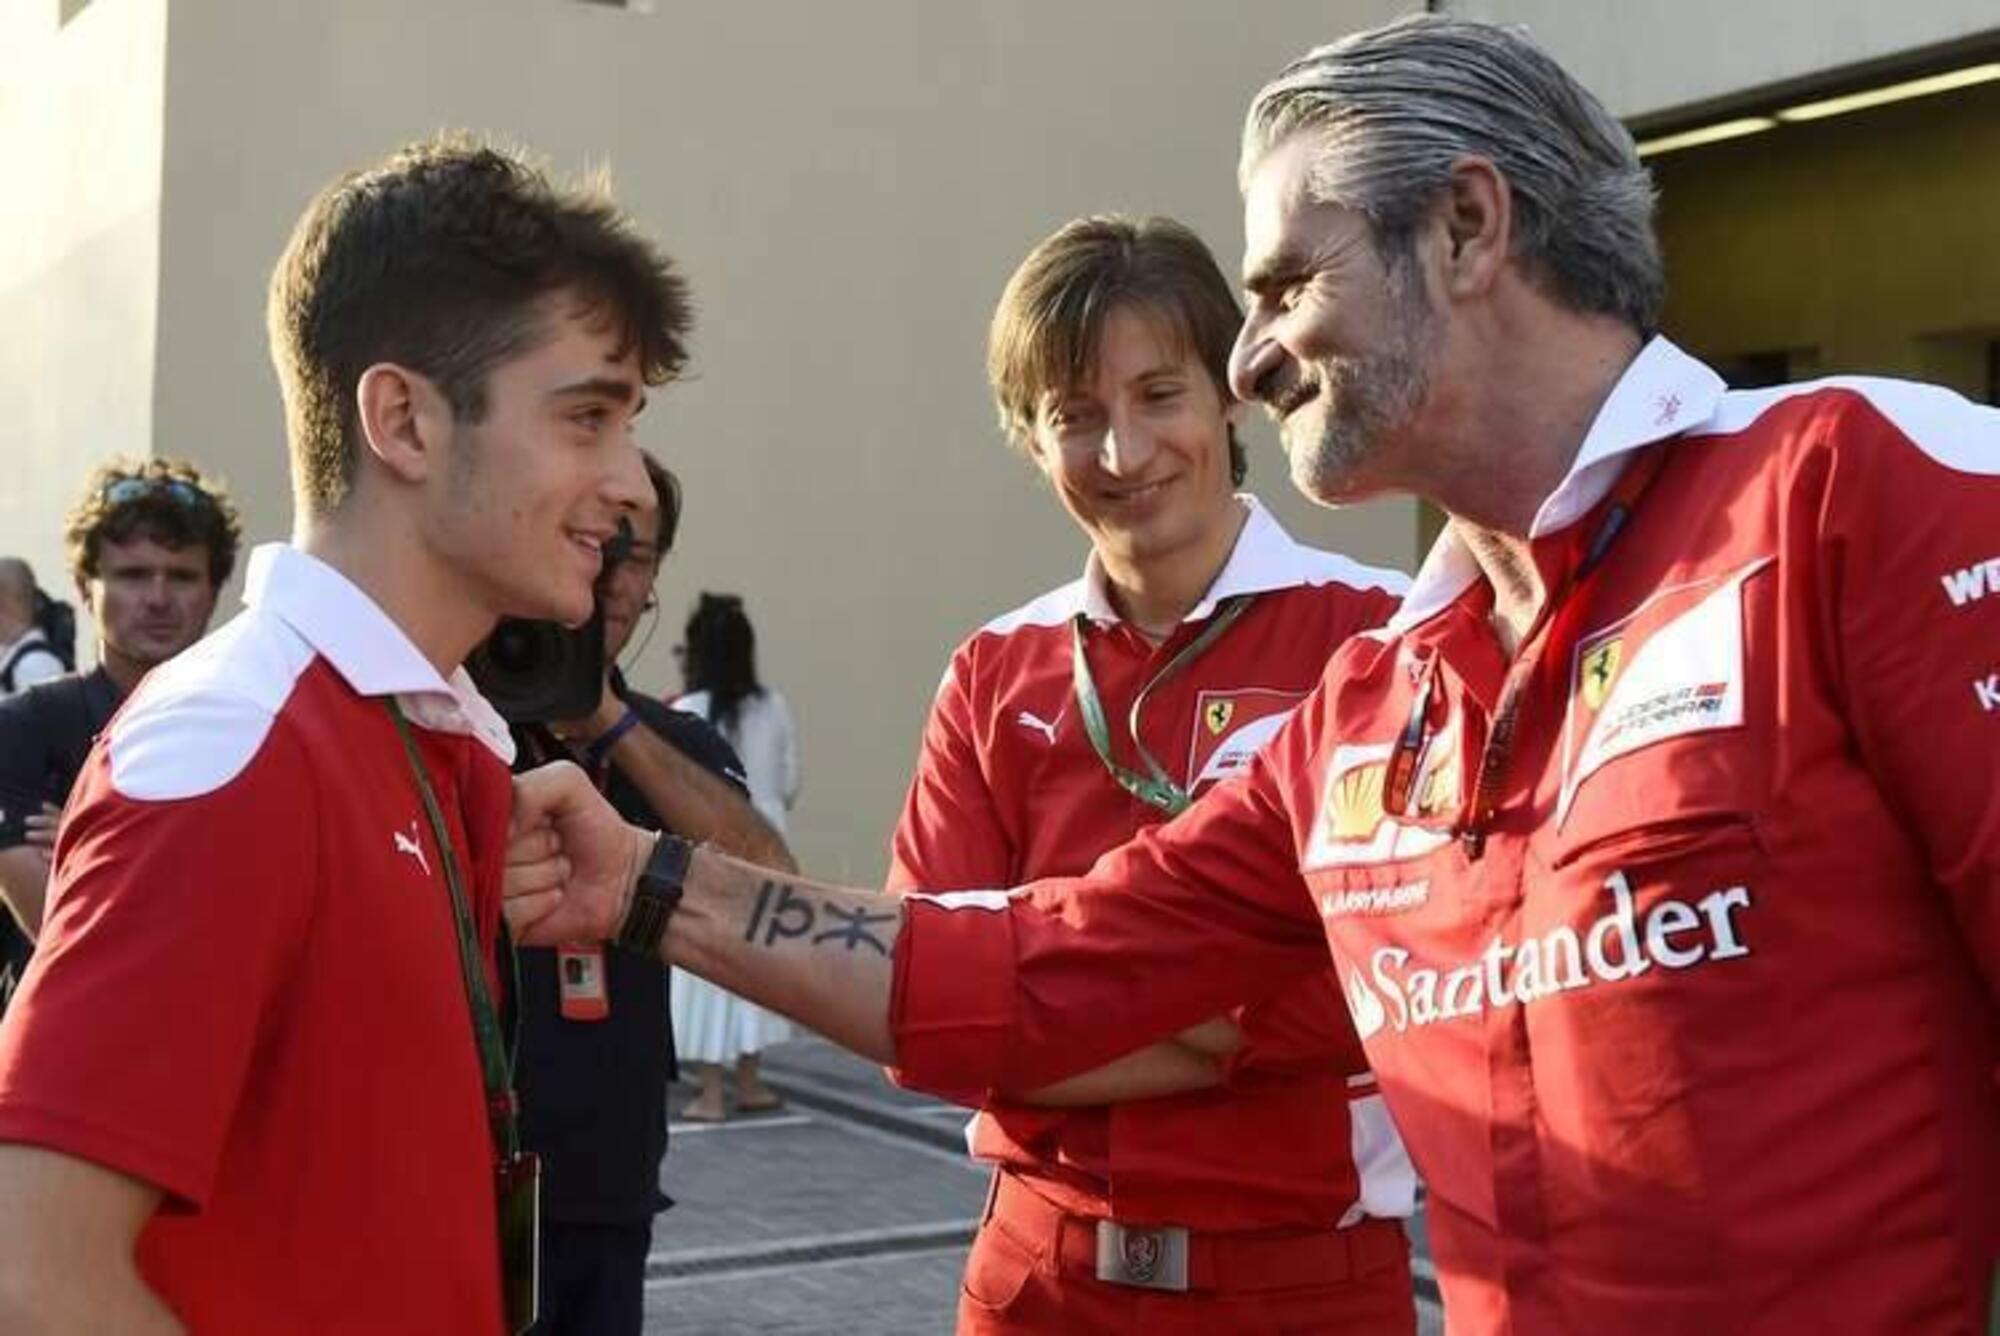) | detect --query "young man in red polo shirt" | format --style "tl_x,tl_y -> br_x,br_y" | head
889,214 -> 1413,1332
0,138 -> 685,1335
